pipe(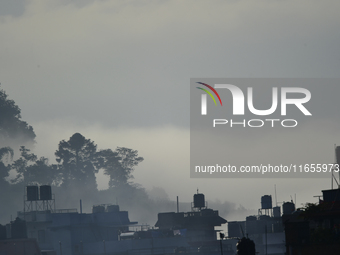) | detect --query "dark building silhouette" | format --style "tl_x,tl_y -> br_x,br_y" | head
283,188 -> 340,255
11,217 -> 27,239
0,225 -> 6,240
227,195 -> 286,255
17,188 -> 238,255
